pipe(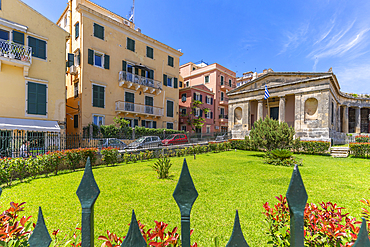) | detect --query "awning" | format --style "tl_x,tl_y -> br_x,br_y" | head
133,64 -> 150,71
0,117 -> 60,132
